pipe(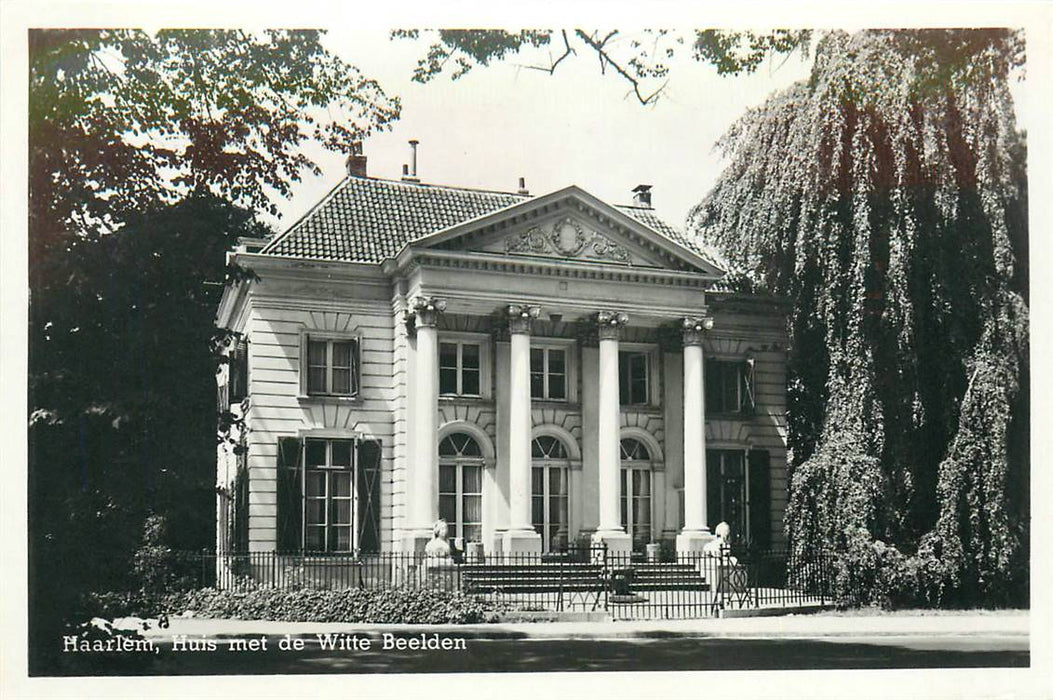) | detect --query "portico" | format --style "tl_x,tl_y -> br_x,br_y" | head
400,291 -> 718,556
